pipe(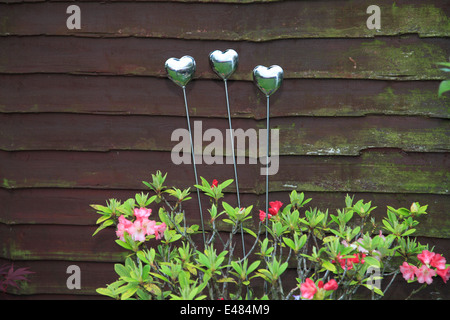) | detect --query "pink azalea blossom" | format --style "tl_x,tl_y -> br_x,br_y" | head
116,215 -> 134,241
323,279 -> 338,291
153,223 -> 167,240
259,210 -> 272,222
300,278 -> 338,300
415,265 -> 436,284
436,267 -> 450,284
268,201 -> 283,216
300,278 -> 317,300
134,207 -> 152,220
144,219 -> 157,235
399,262 -> 417,281
417,250 -> 435,265
430,253 -> 446,270
131,218 -> 148,242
